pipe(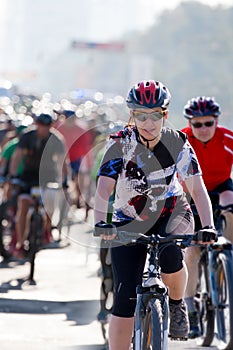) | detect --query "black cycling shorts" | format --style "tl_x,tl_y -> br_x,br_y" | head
214,178 -> 233,193
110,203 -> 193,318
